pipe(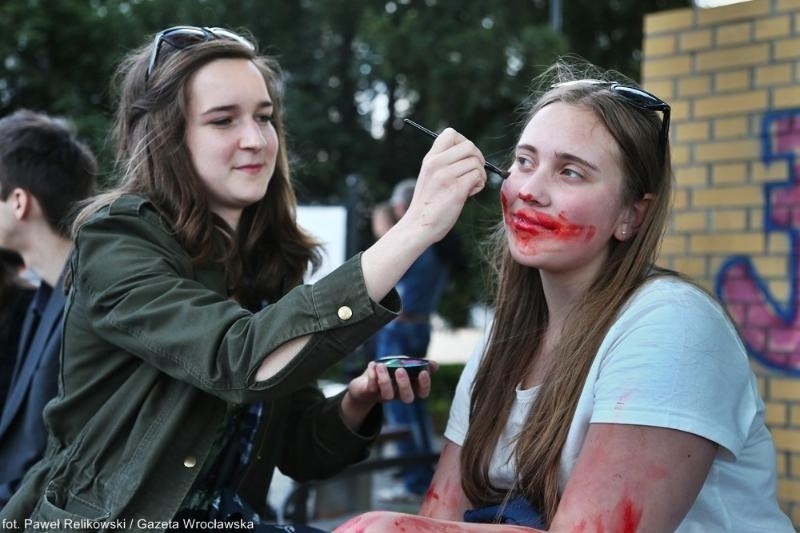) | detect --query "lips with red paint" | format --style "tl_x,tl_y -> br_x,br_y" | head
510,210 -> 592,240
512,211 -> 561,232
